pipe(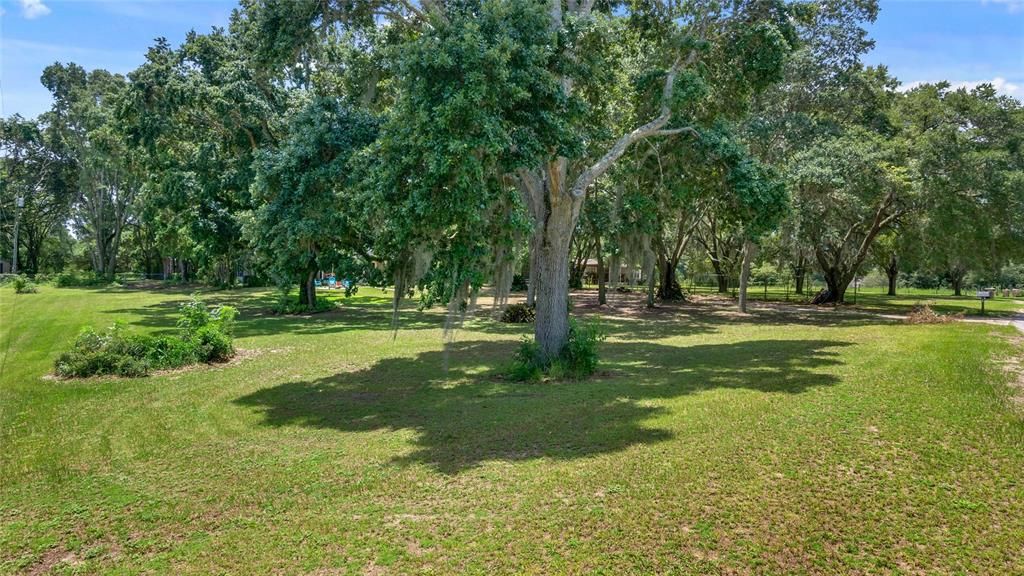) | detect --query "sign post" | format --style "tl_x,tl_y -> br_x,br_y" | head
977,289 -> 992,315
